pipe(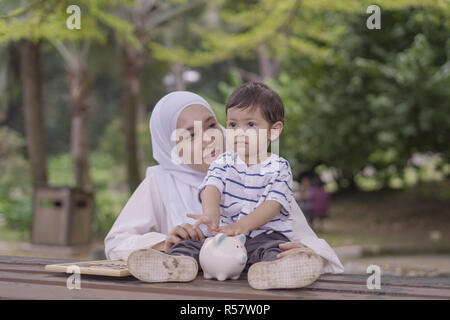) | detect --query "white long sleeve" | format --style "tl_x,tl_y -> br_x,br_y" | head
104,173 -> 170,261
290,201 -> 344,274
